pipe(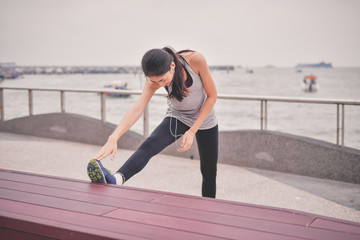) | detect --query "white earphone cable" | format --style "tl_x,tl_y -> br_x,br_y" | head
167,98 -> 183,148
